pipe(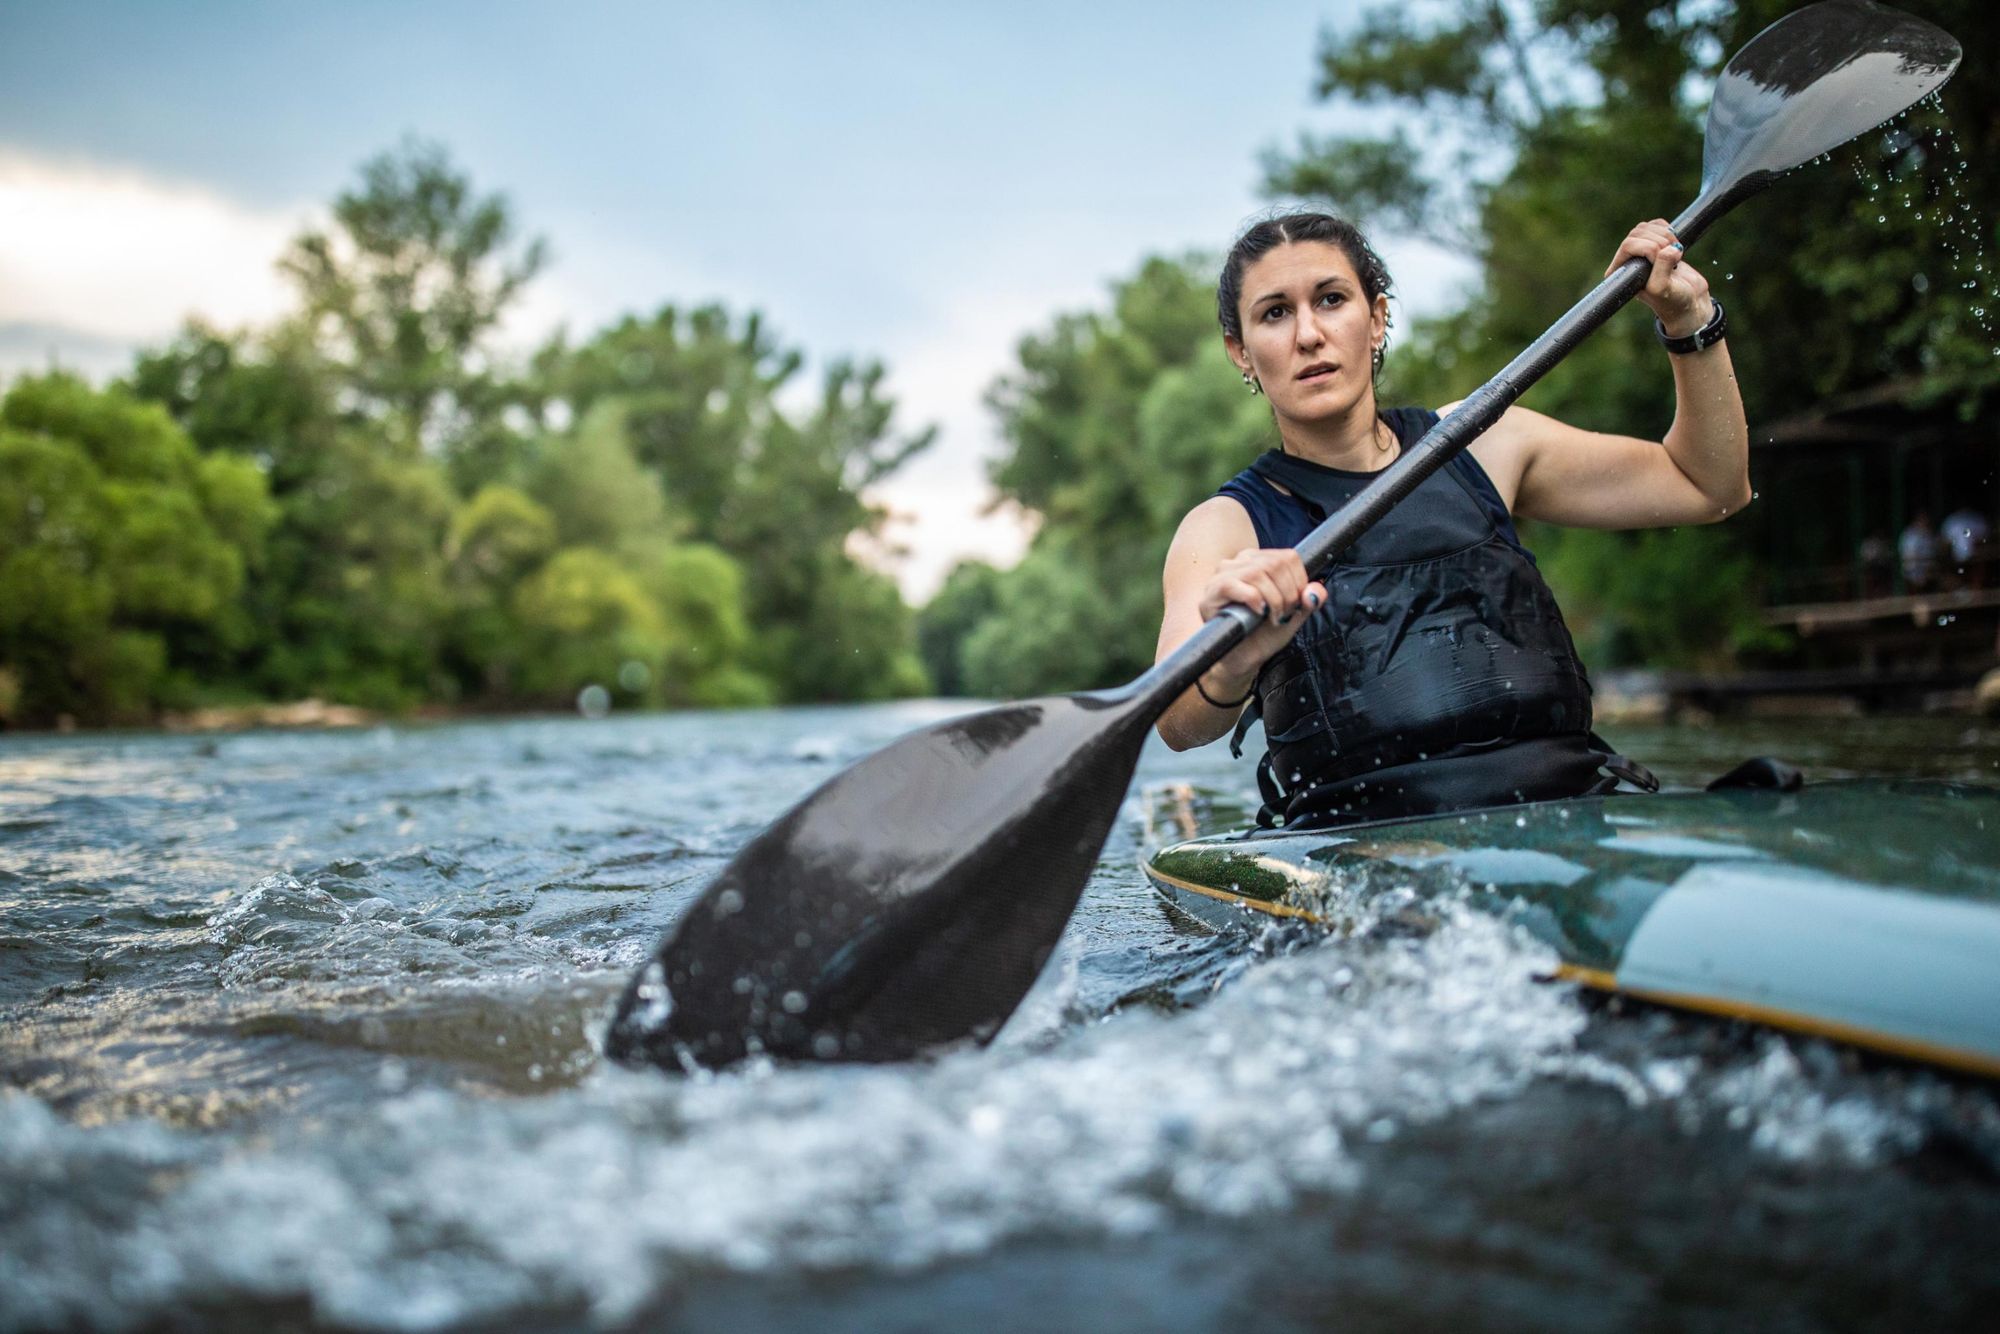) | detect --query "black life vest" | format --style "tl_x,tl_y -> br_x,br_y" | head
1218,408 -> 1652,829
